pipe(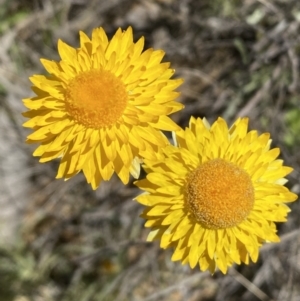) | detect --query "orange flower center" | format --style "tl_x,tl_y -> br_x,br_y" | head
65,70 -> 128,128
185,158 -> 254,229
